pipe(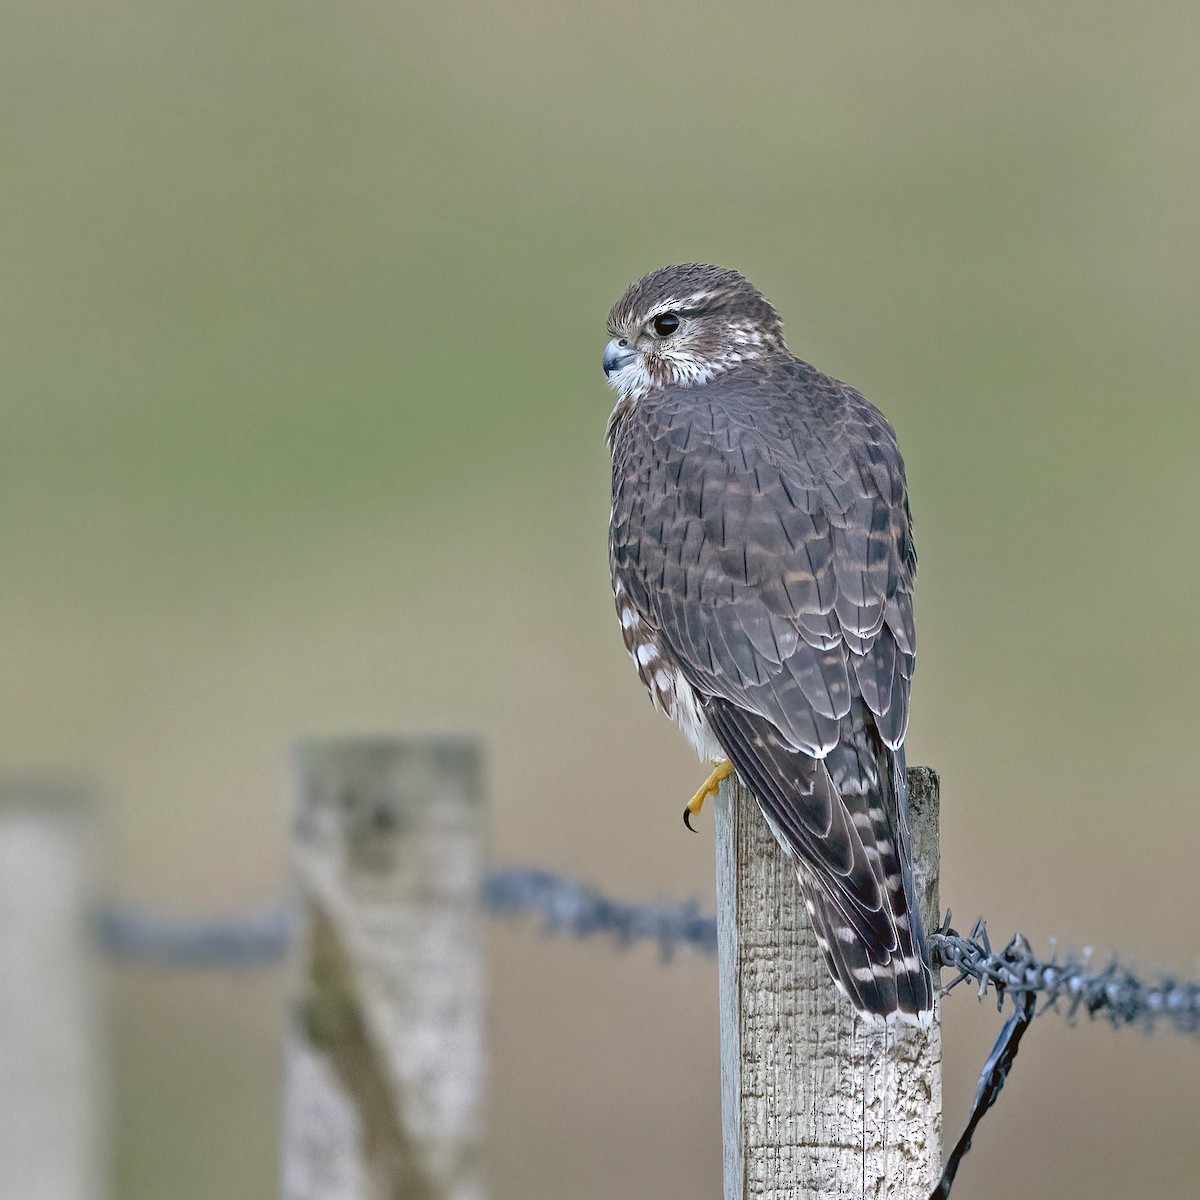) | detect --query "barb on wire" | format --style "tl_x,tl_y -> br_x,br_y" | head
931,915 -> 1200,1035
